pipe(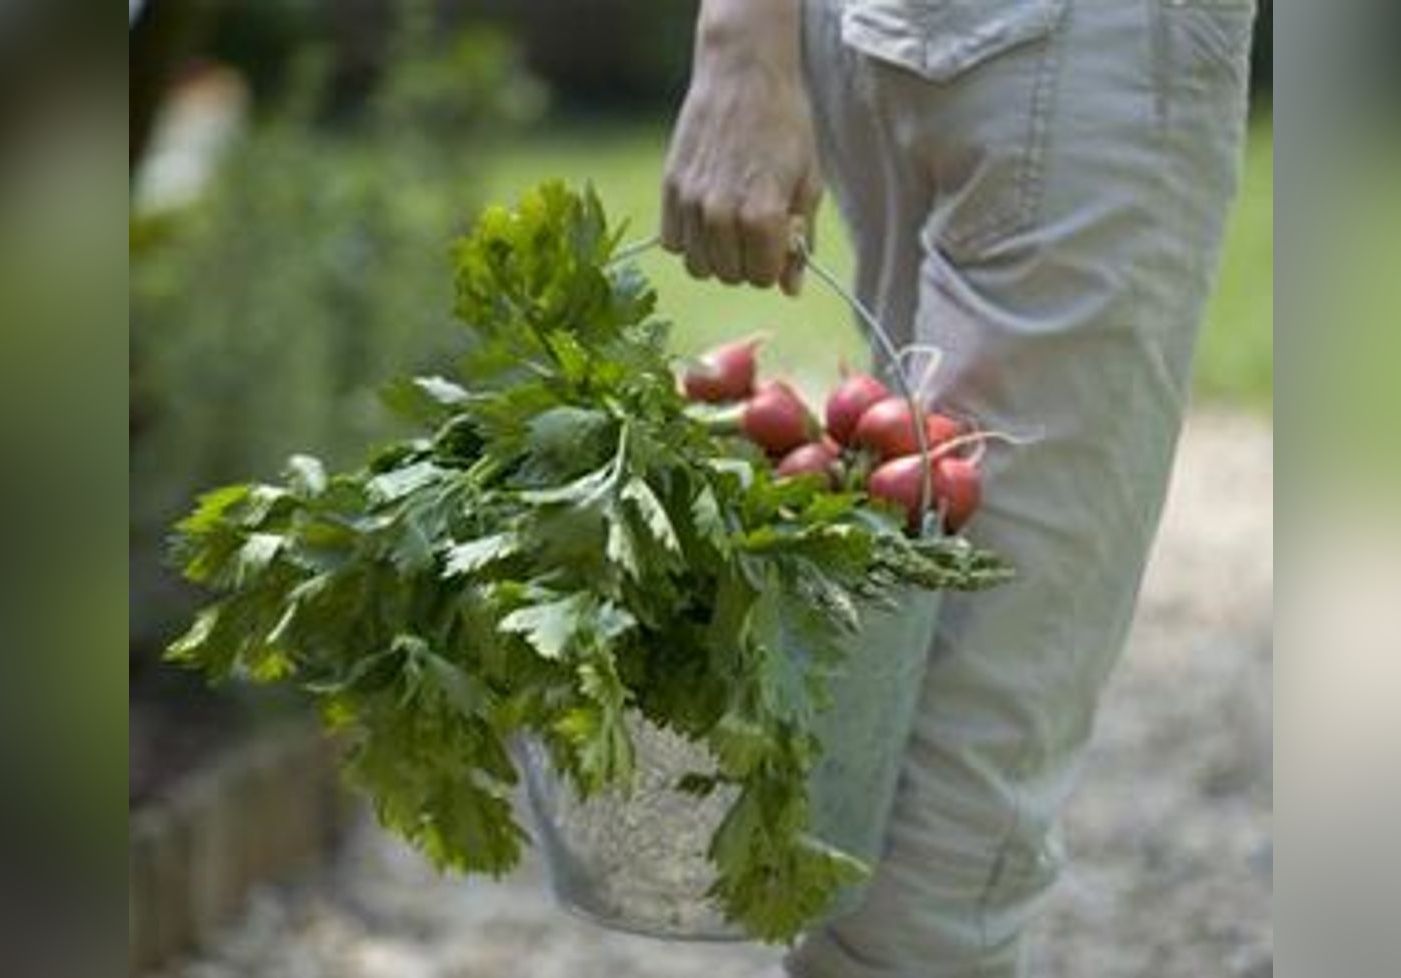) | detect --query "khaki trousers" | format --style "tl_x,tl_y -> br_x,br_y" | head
789,1 -> 1256,975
